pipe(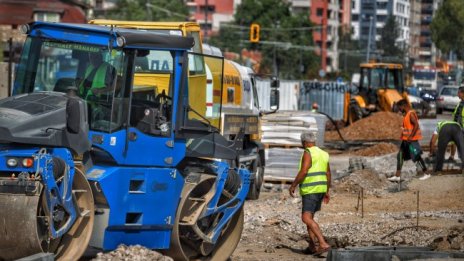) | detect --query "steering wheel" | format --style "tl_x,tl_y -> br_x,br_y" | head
155,90 -> 172,103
